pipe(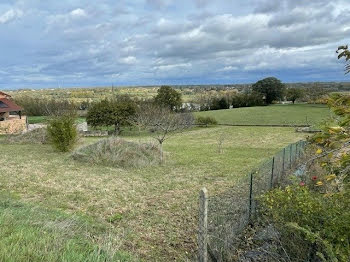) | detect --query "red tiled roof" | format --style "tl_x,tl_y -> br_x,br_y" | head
0,91 -> 11,98
0,98 -> 23,113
